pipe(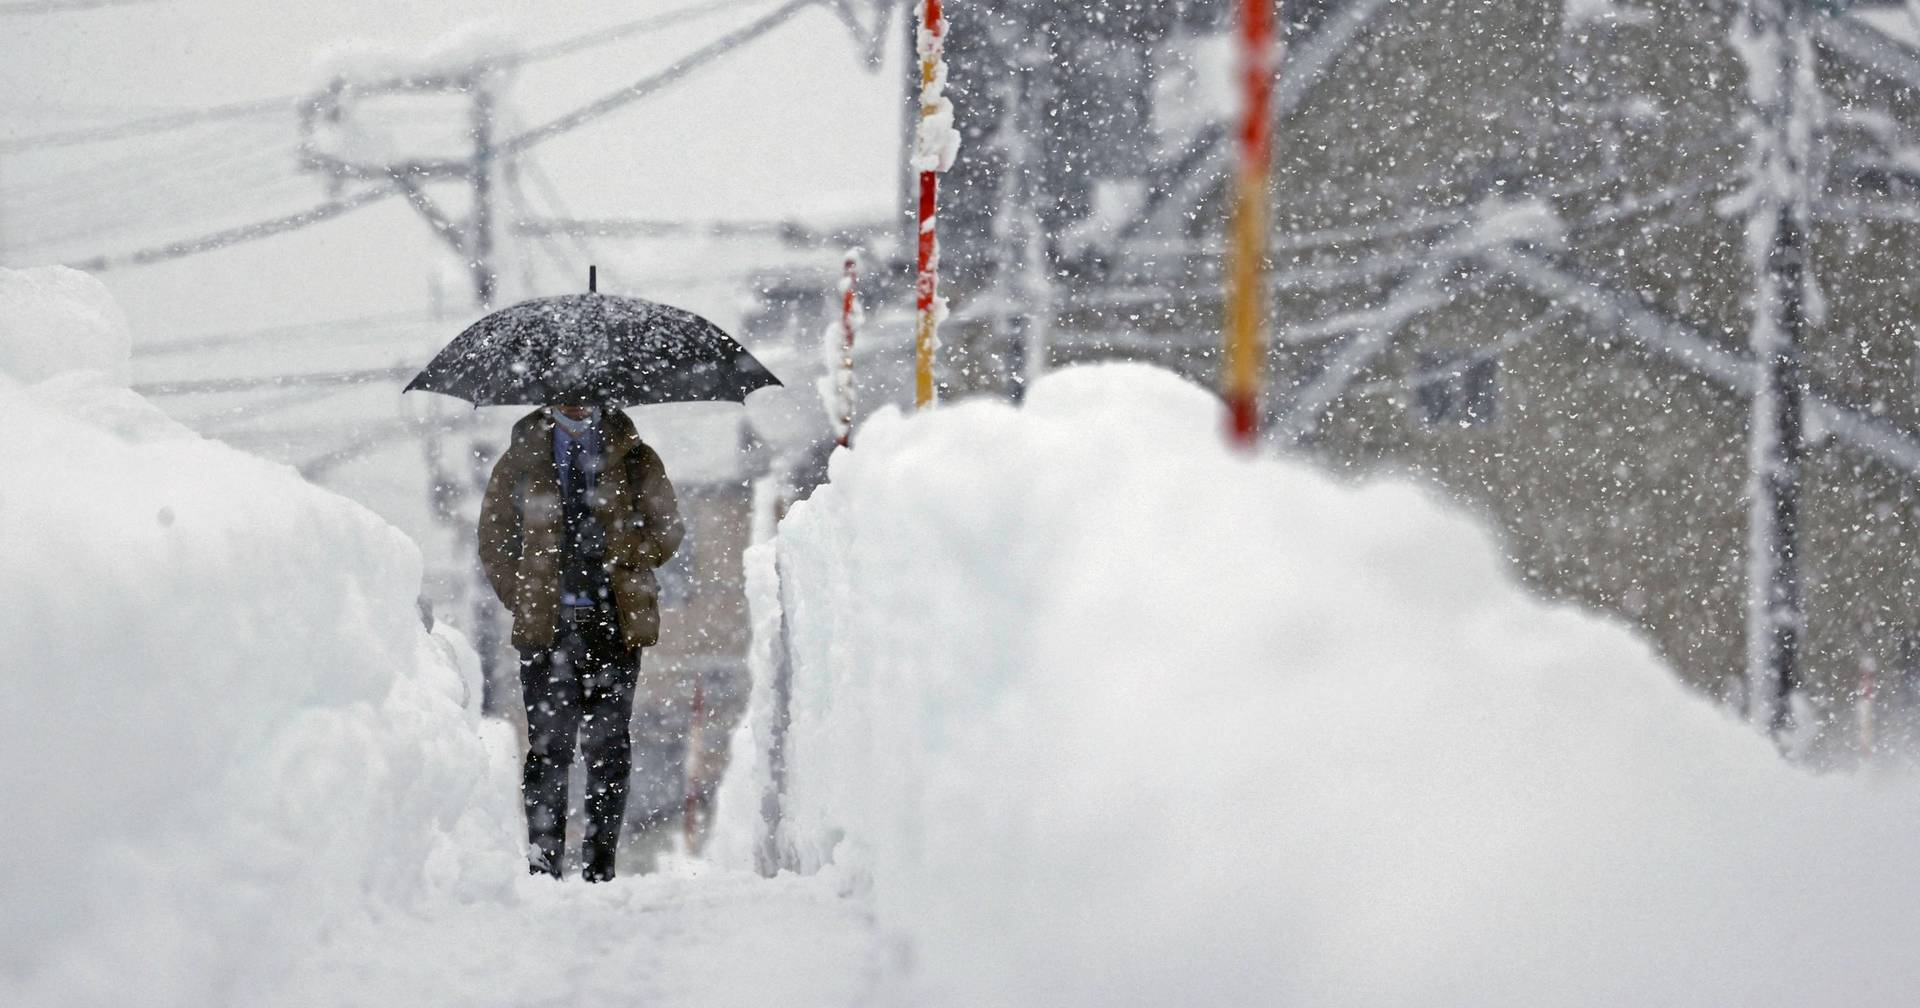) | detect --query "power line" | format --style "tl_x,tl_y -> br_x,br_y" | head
3,124 -> 289,208
0,0 -> 171,14
38,0 -> 826,271
0,0 -> 773,154
515,216 -> 887,245
65,183 -> 397,271
506,0 -> 819,152
134,308 -> 442,356
0,96 -> 293,153
509,148 -> 598,288
131,363 -> 416,396
181,381 -> 377,431
299,419 -> 449,481
7,141 -> 307,249
500,0 -> 773,70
